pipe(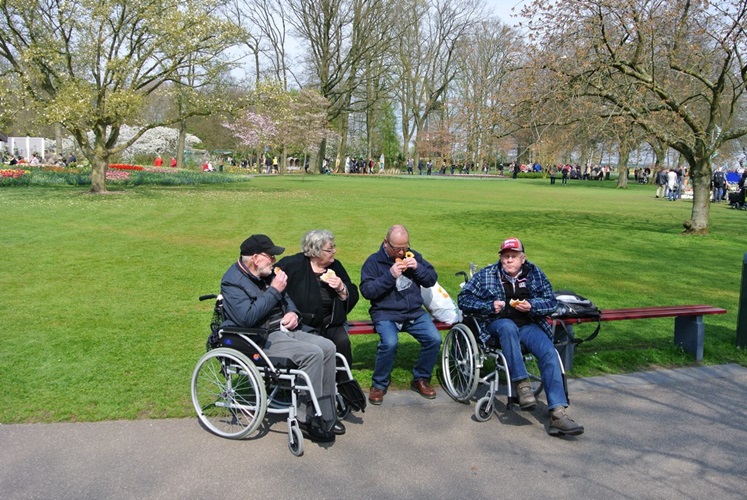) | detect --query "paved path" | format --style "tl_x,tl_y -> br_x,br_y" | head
2,364 -> 747,499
